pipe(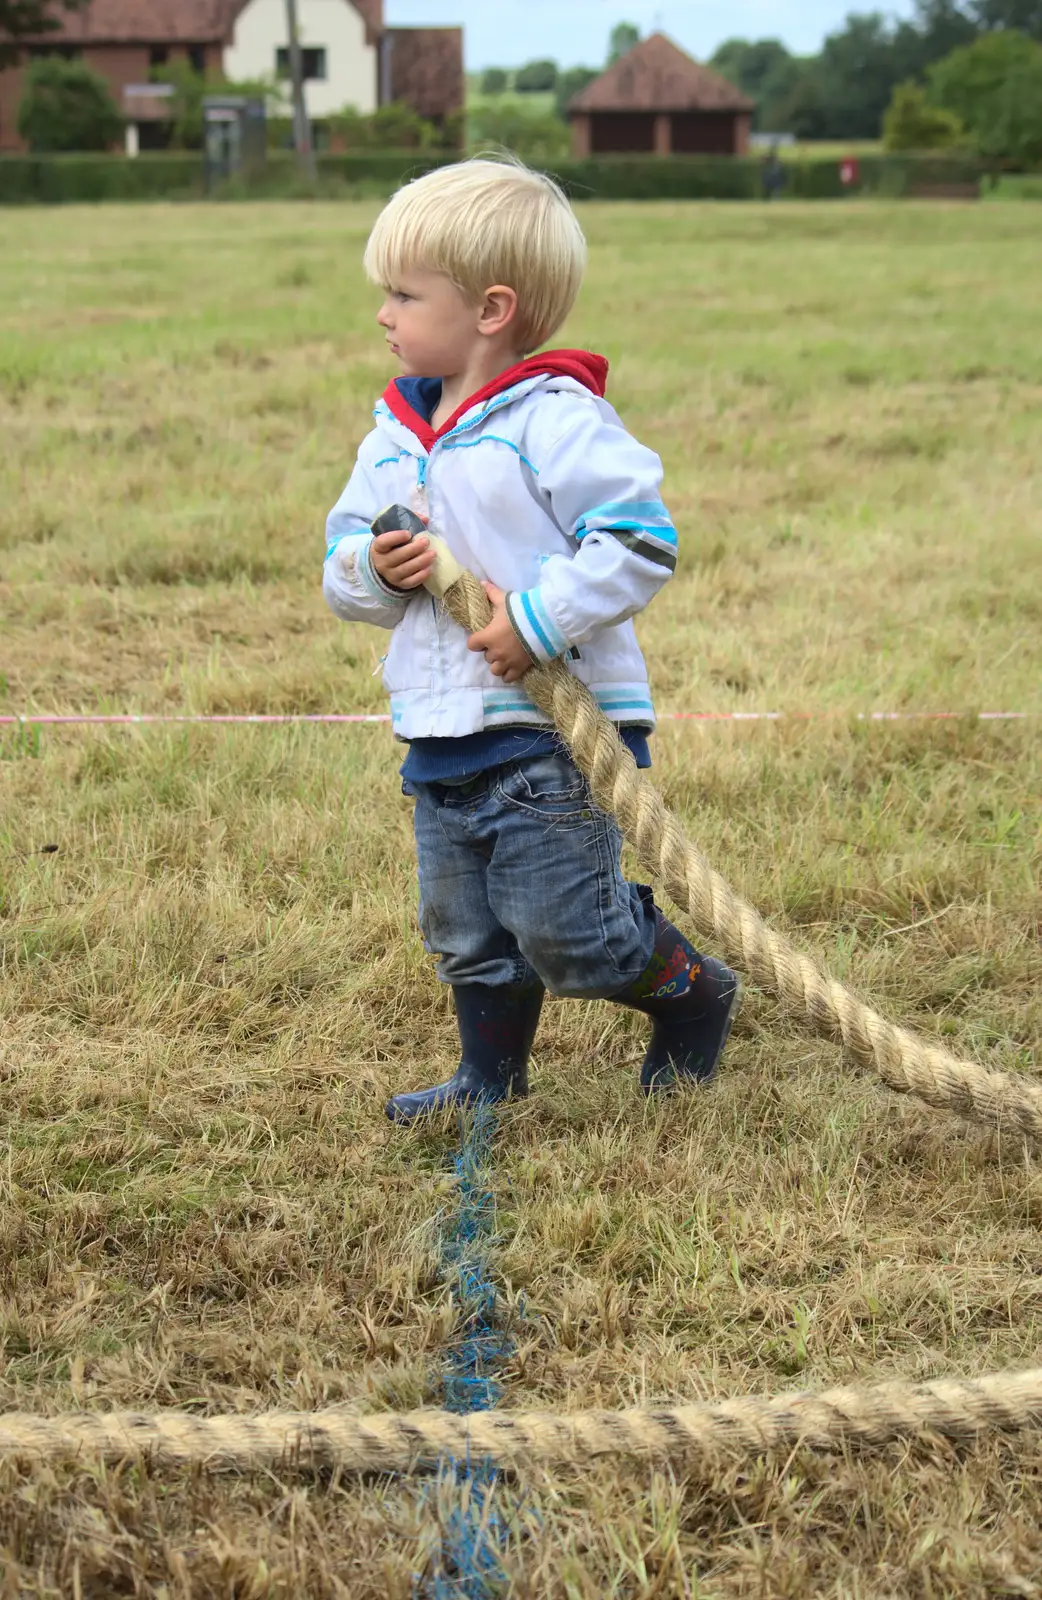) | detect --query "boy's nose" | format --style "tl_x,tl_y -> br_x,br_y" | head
377,302 -> 393,329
